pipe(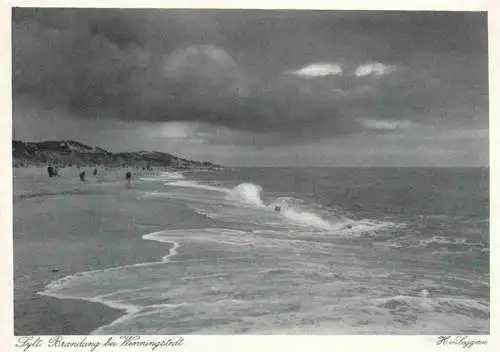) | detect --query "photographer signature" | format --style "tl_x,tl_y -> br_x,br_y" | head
436,336 -> 488,349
